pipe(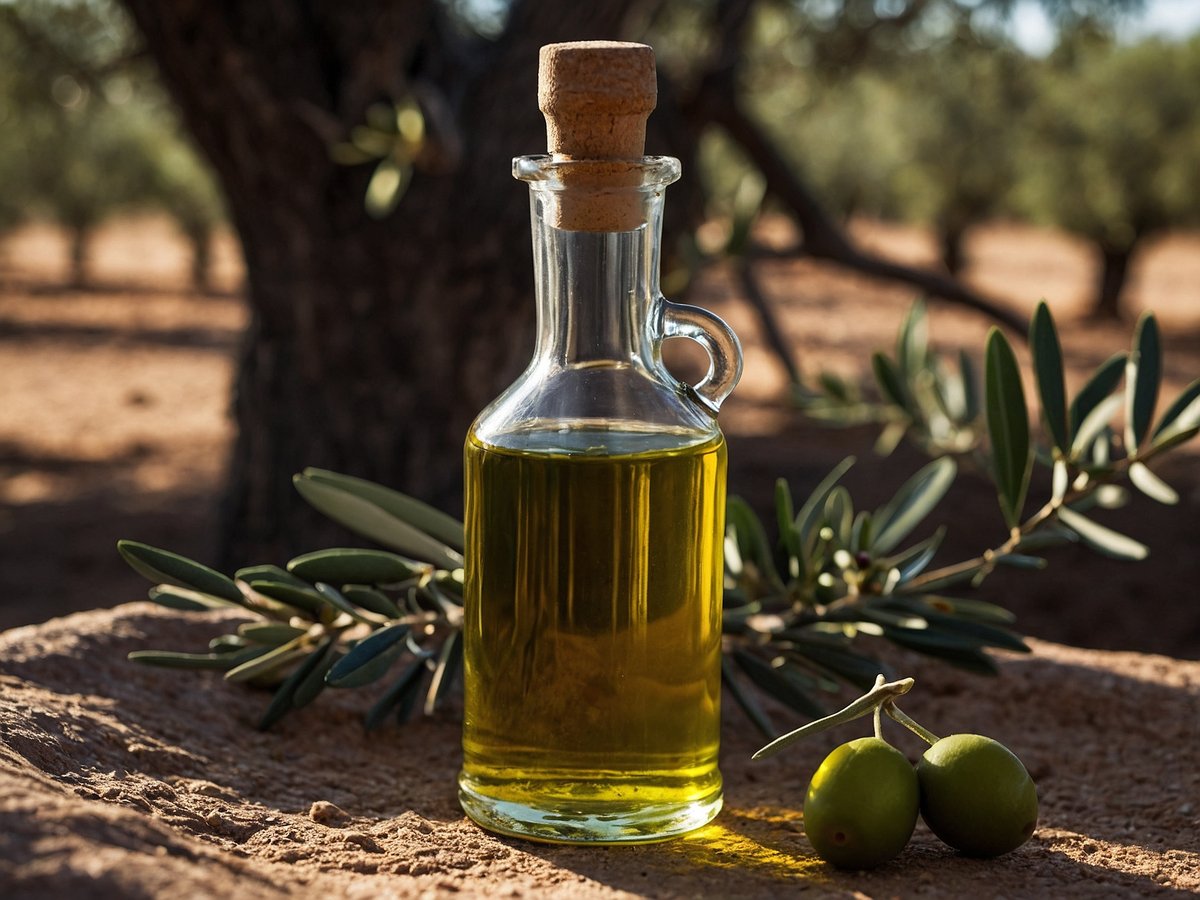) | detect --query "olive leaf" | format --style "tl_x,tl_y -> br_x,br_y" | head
326,623 -> 410,688
298,468 -> 465,550
1125,312 -> 1161,451
1151,378 -> 1200,440
293,472 -> 463,569
1030,301 -> 1069,453
1057,507 -> 1148,561
870,457 -> 956,555
288,548 -> 423,585
117,540 -> 243,603
1068,352 -> 1127,435
984,328 -> 1031,529
1128,461 -> 1178,505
